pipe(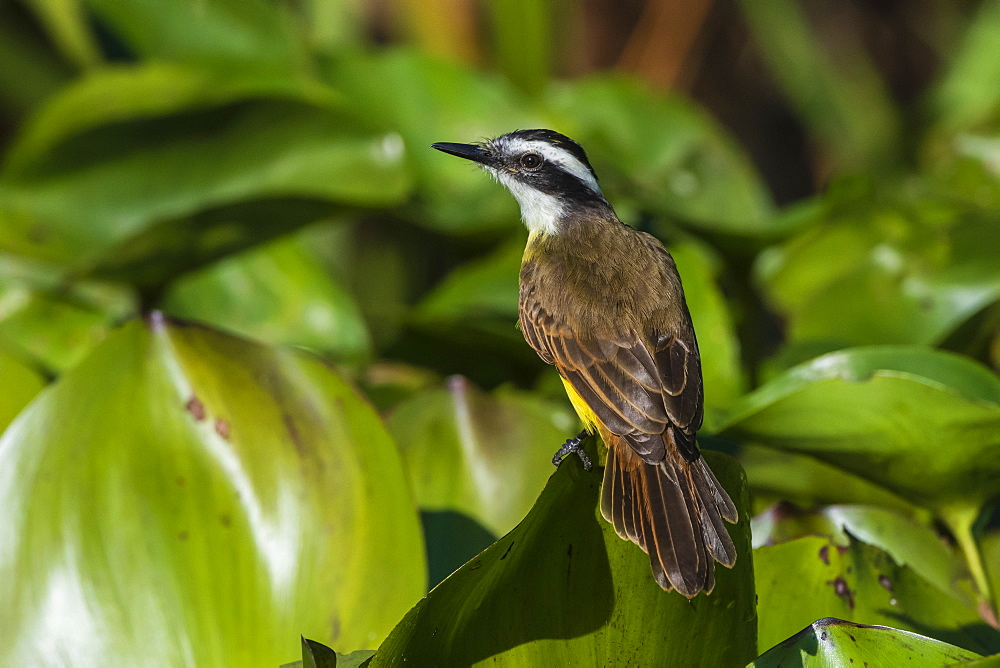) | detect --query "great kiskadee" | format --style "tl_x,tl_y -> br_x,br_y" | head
432,129 -> 737,596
